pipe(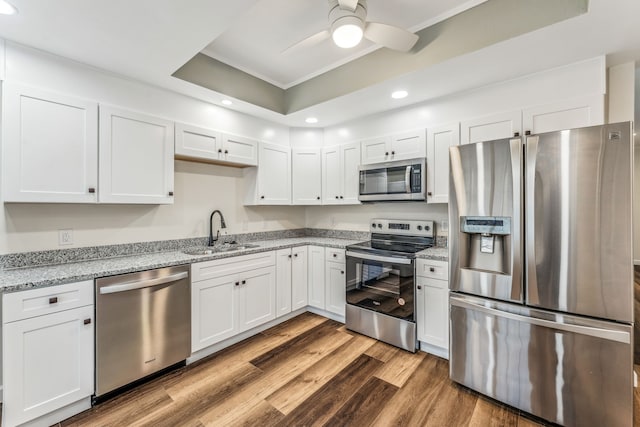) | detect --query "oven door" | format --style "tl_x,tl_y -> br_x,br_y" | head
346,250 -> 415,321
